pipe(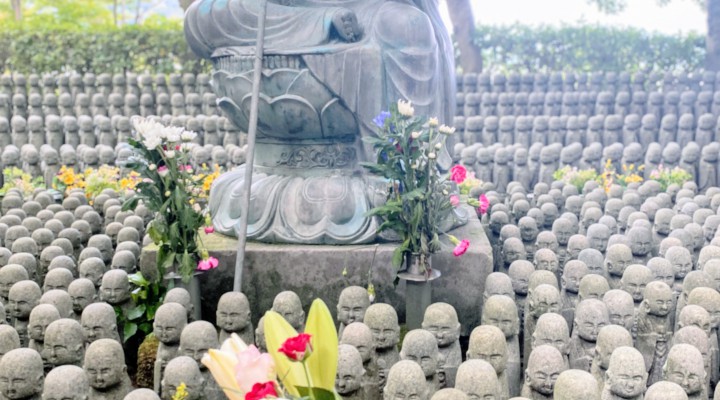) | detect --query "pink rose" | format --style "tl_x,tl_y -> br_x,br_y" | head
232,345 -> 276,393
204,226 -> 215,234
453,239 -> 470,257
449,195 -> 460,207
197,256 -> 219,271
450,165 -> 467,184
478,194 -> 489,215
